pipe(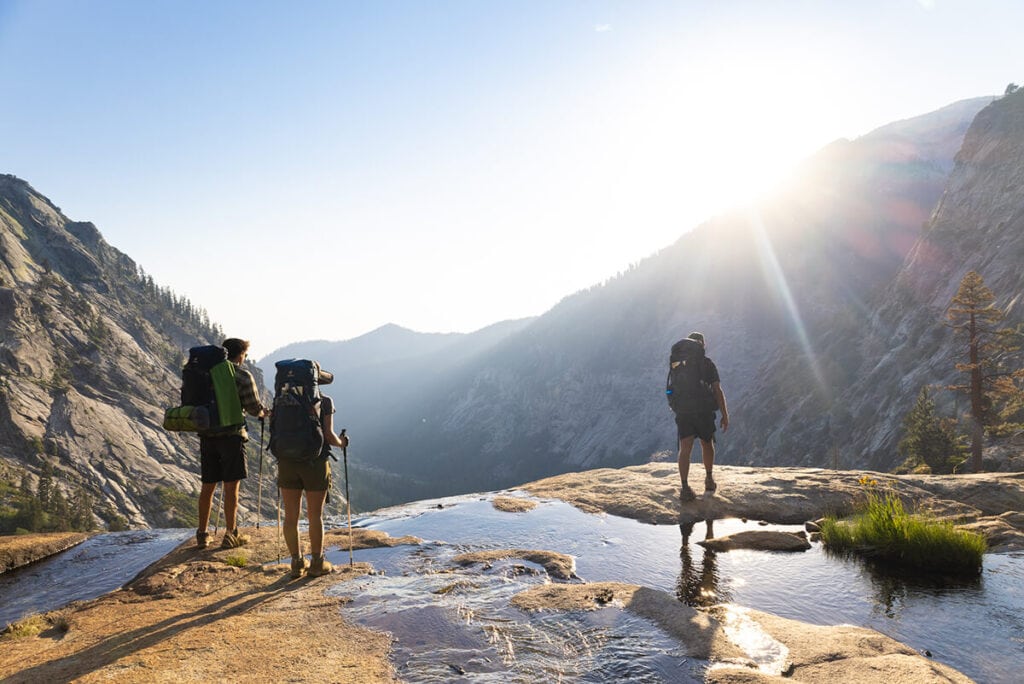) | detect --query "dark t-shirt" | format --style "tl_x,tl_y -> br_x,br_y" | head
319,394 -> 335,459
704,358 -> 720,386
